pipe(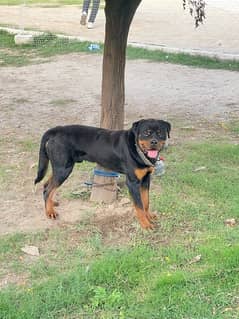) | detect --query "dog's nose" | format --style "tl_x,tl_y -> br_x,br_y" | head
150,139 -> 158,146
